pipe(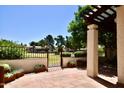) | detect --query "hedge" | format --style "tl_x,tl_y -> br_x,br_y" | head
0,47 -> 25,59
0,64 -> 11,73
62,52 -> 71,57
74,51 -> 87,57
0,39 -> 25,59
